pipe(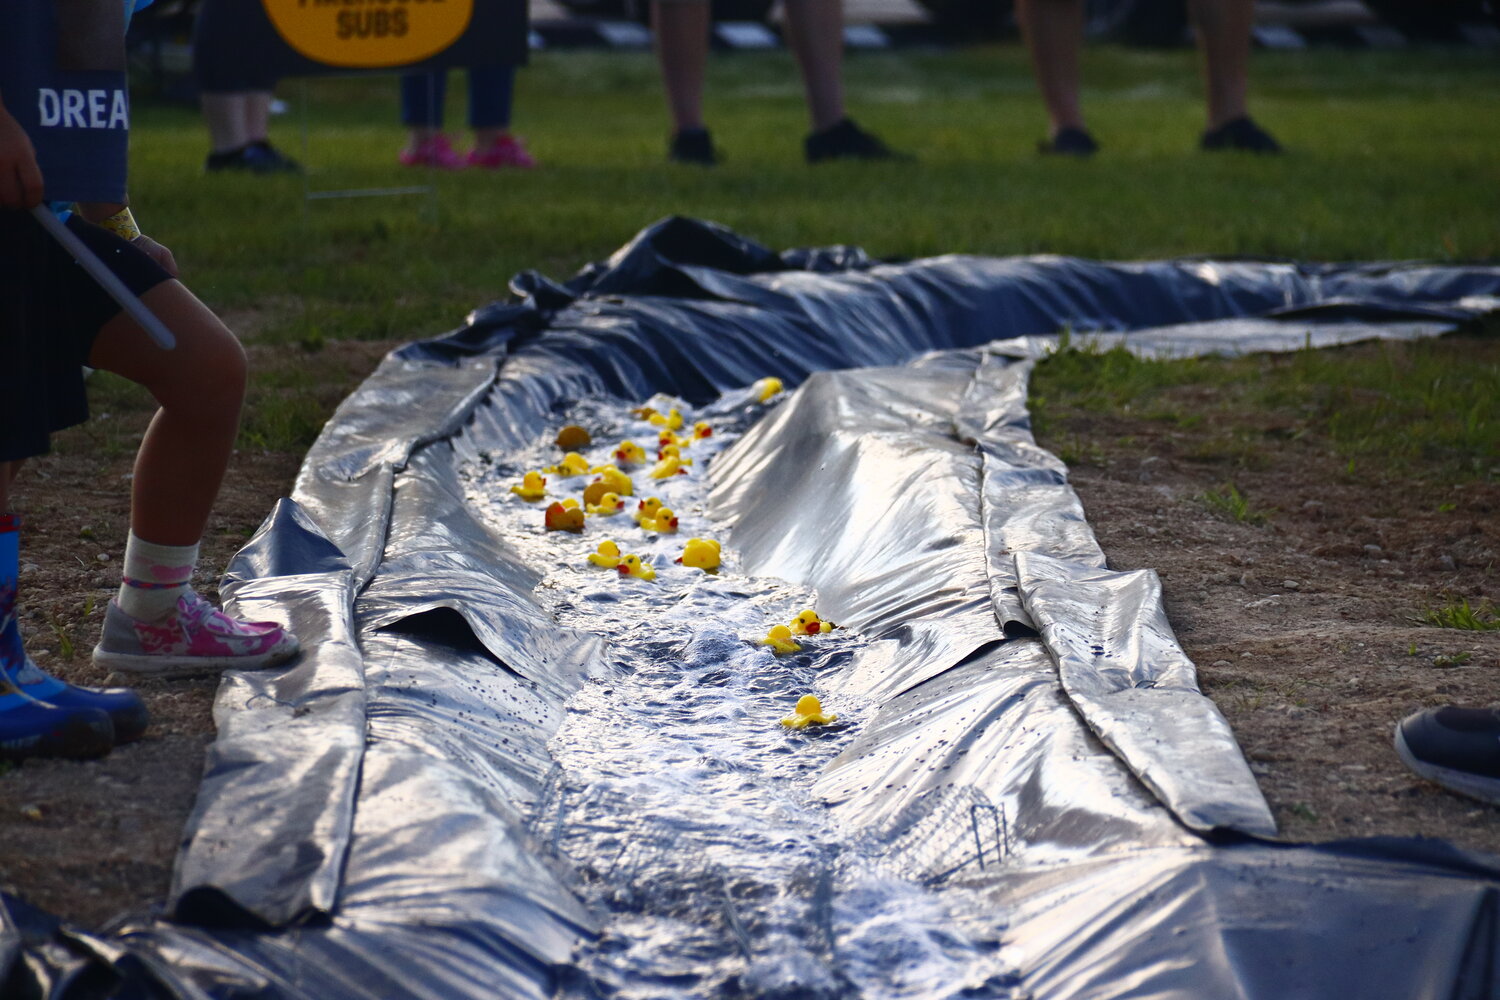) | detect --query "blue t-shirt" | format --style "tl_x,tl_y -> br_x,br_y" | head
0,0 -> 154,211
